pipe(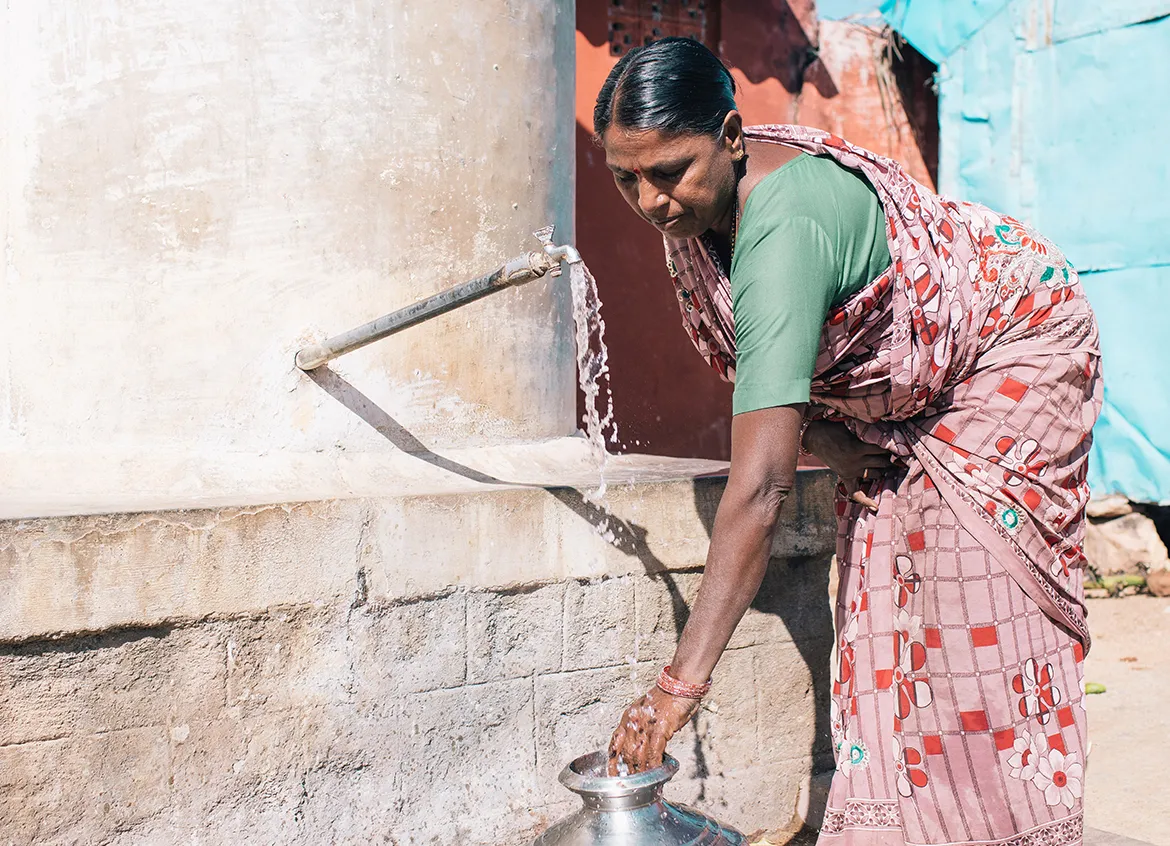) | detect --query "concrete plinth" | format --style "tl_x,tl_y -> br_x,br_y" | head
0,471 -> 839,845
